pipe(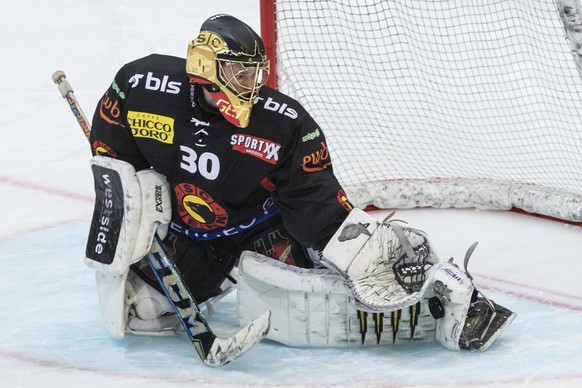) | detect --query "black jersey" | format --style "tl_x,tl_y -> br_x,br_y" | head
90,54 -> 351,251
